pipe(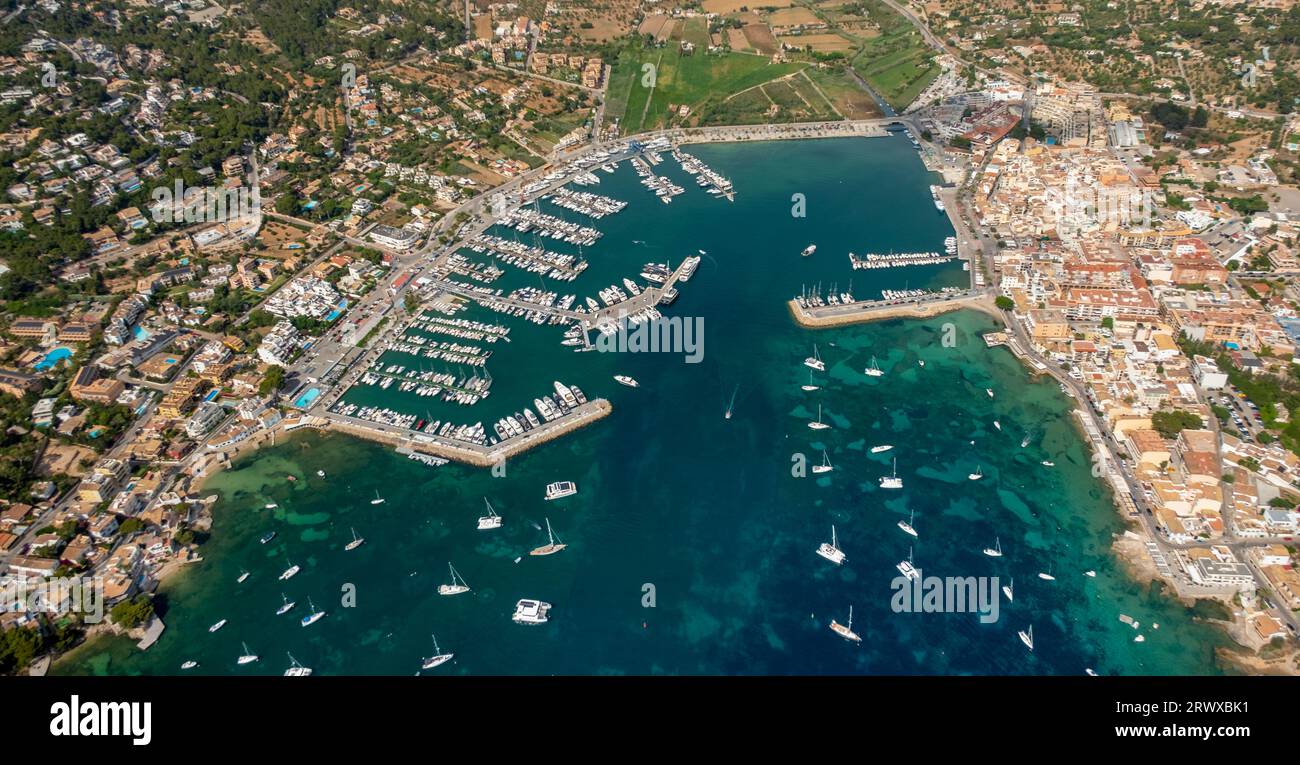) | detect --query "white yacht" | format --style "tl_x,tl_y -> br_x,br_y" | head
880,458 -> 903,489
983,537 -> 1003,557
530,517 -> 567,556
477,498 -> 503,530
829,605 -> 861,643
284,653 -> 313,676
803,344 -> 825,372
370,490 -> 386,505
812,449 -> 834,474
276,594 -> 296,616
512,599 -> 552,625
1018,625 -> 1034,651
1002,578 -> 1014,602
279,560 -> 300,581
237,642 -> 259,665
800,371 -> 819,392
420,634 -> 454,670
801,244 -> 816,257
208,619 -> 227,633
993,420 -> 1002,431
968,466 -> 983,481
808,404 -> 830,430
863,356 -> 883,377
345,527 -> 365,550
1041,460 -> 1055,467
613,375 -> 639,388
1038,565 -> 1056,582
1084,570 -> 1097,577
316,470 -> 326,478
237,571 -> 250,583
301,597 -> 326,627
870,444 -> 893,454
897,509 -> 917,538
986,388 -> 995,398
815,525 -> 846,565
181,660 -> 198,670
438,562 -> 470,596
897,547 -> 919,581
545,481 -> 577,500
265,503 -> 278,510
